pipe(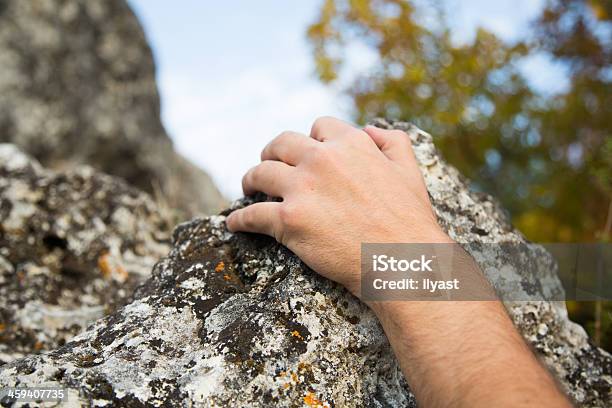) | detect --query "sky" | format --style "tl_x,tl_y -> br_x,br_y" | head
128,0 -> 566,200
